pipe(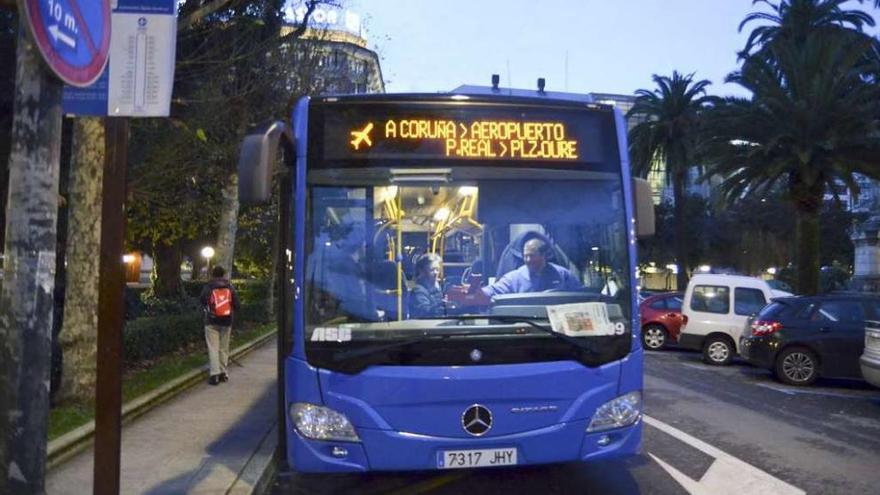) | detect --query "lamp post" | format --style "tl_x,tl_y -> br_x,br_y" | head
201,246 -> 215,280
